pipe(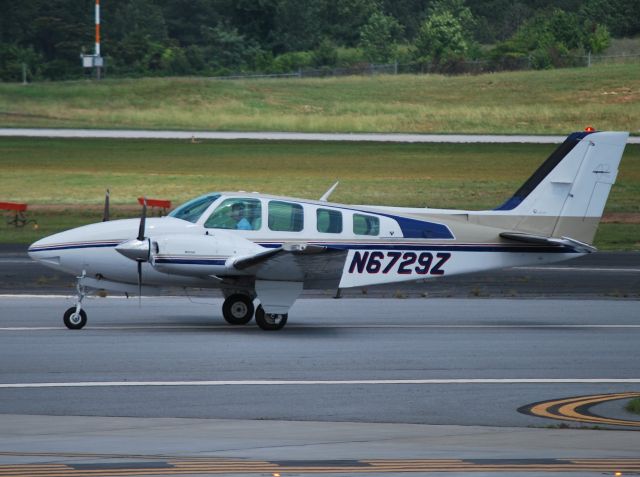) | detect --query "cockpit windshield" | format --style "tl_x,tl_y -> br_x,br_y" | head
168,193 -> 220,223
